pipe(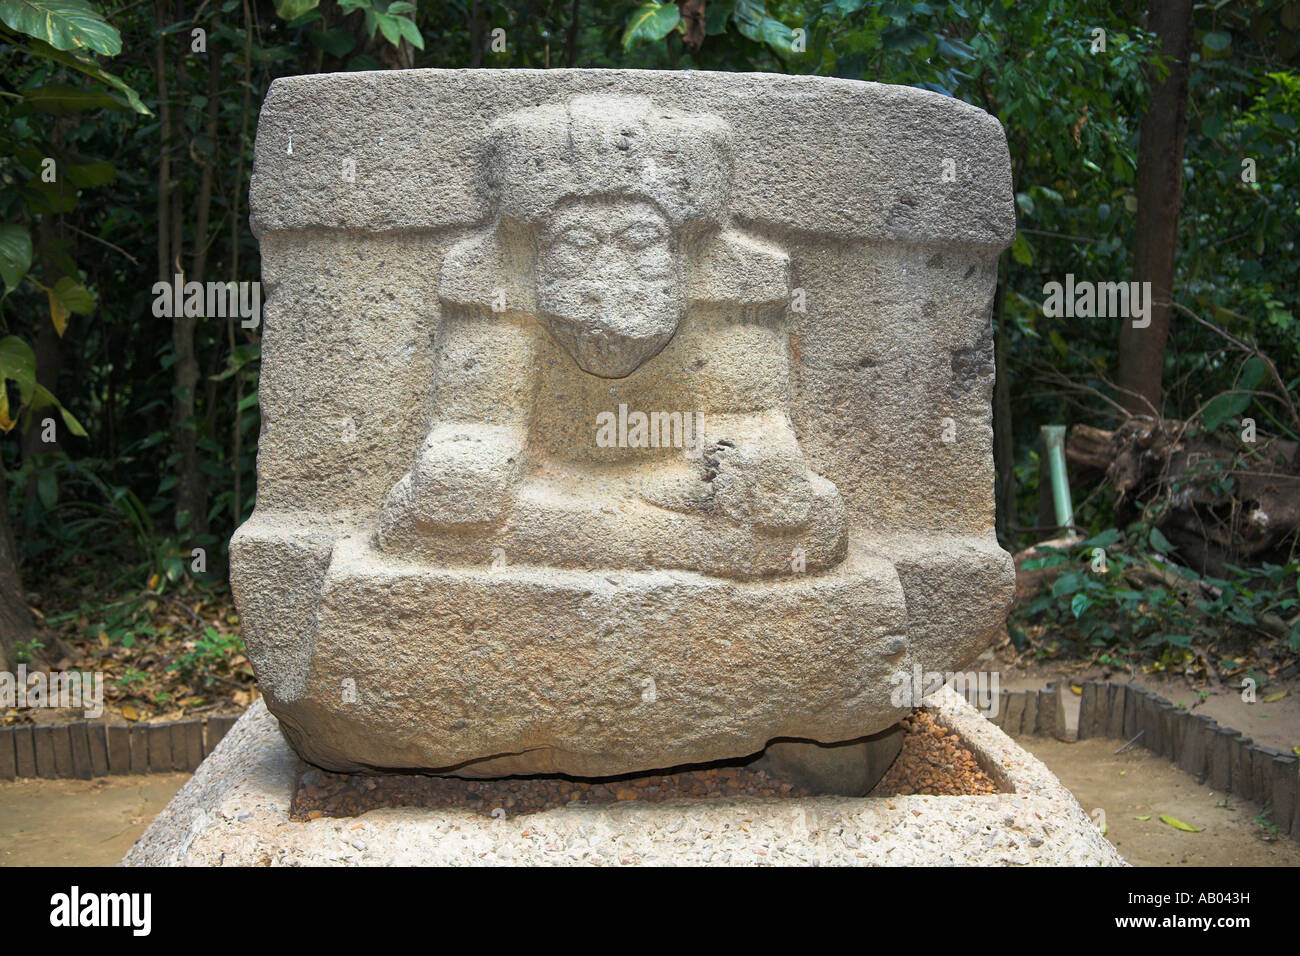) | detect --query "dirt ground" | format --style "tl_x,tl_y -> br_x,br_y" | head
0,774 -> 189,866
6,745 -> 1295,866
990,653 -> 1300,865
1020,737 -> 1300,866
1,679 -> 1298,866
